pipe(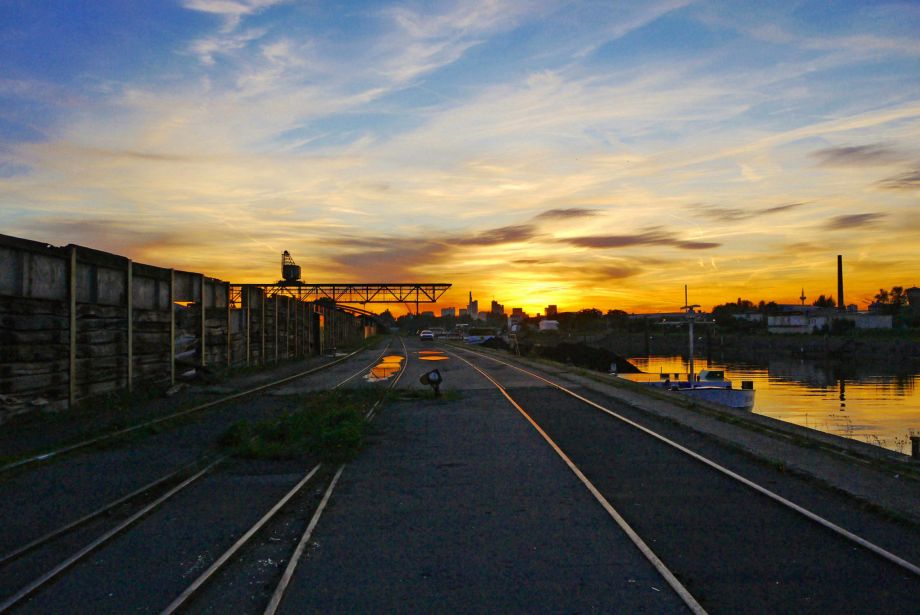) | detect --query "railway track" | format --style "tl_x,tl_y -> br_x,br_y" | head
0,345 -> 374,476
159,337 -> 408,615
0,338 -> 406,613
7,339 -> 915,613
446,345 -> 920,614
